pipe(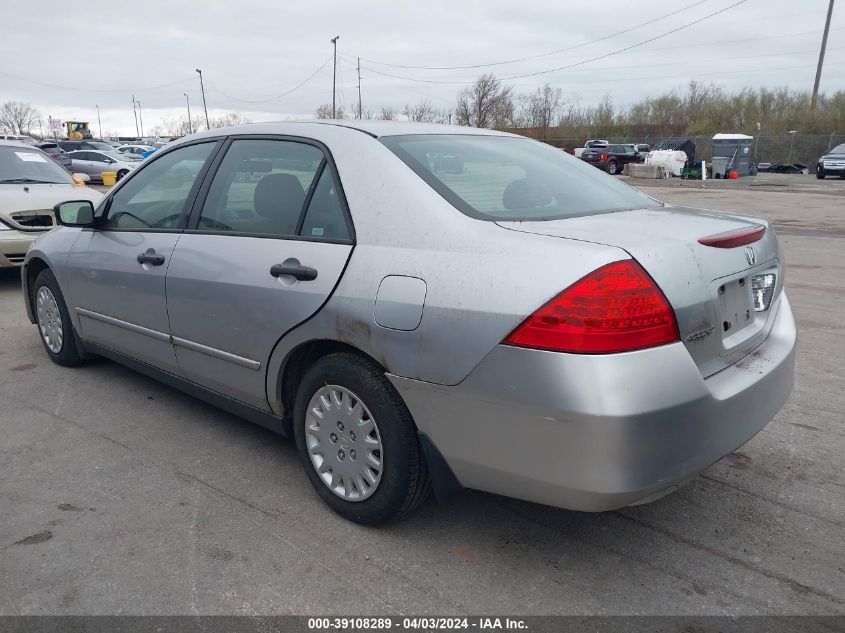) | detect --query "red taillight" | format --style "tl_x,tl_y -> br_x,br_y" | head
600,153 -> 608,161
698,224 -> 765,248
503,260 -> 679,354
